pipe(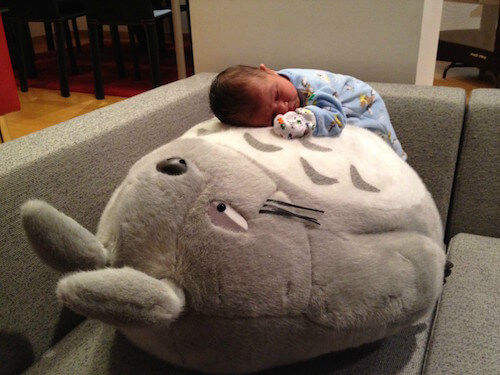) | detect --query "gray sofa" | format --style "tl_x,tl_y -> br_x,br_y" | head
0,73 -> 498,375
